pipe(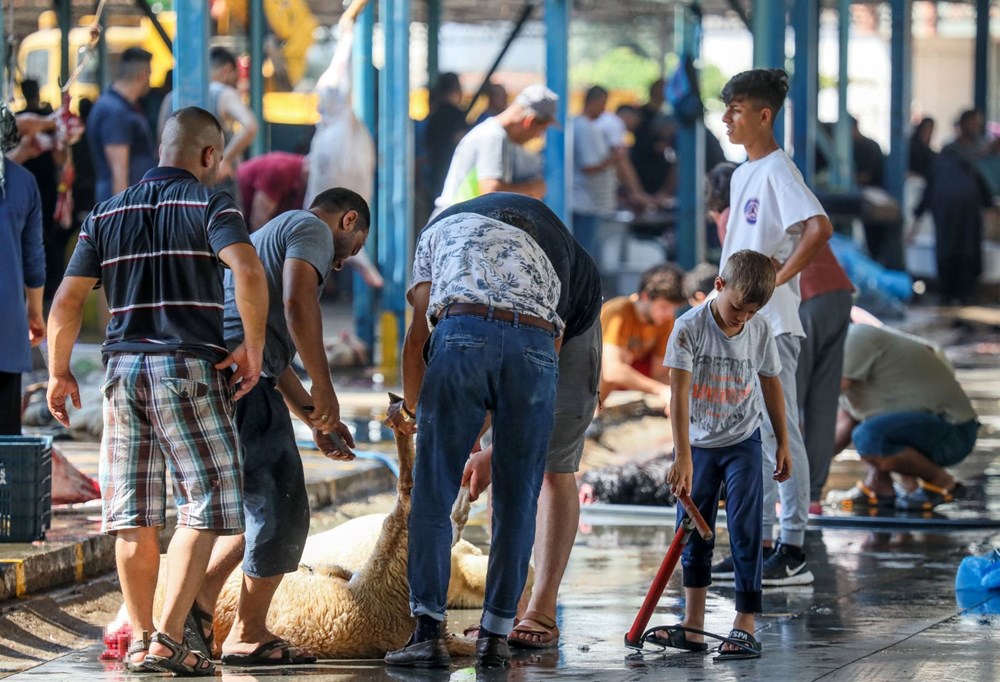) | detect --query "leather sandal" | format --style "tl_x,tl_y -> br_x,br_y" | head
123,630 -> 157,673
508,610 -> 559,649
143,631 -> 215,676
